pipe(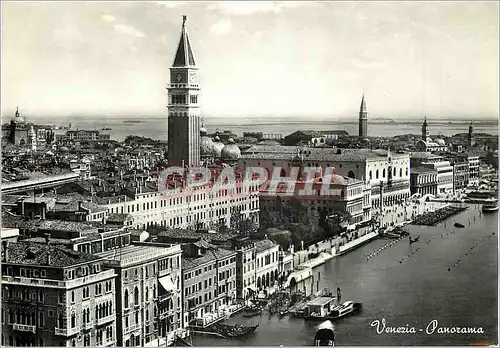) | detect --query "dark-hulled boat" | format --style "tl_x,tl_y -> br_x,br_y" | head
314,321 -> 335,346
454,222 -> 465,228
214,323 -> 259,338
